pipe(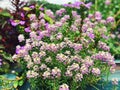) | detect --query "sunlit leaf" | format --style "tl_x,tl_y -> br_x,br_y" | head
44,14 -> 54,24
13,81 -> 18,88
19,80 -> 24,86
23,7 -> 32,11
